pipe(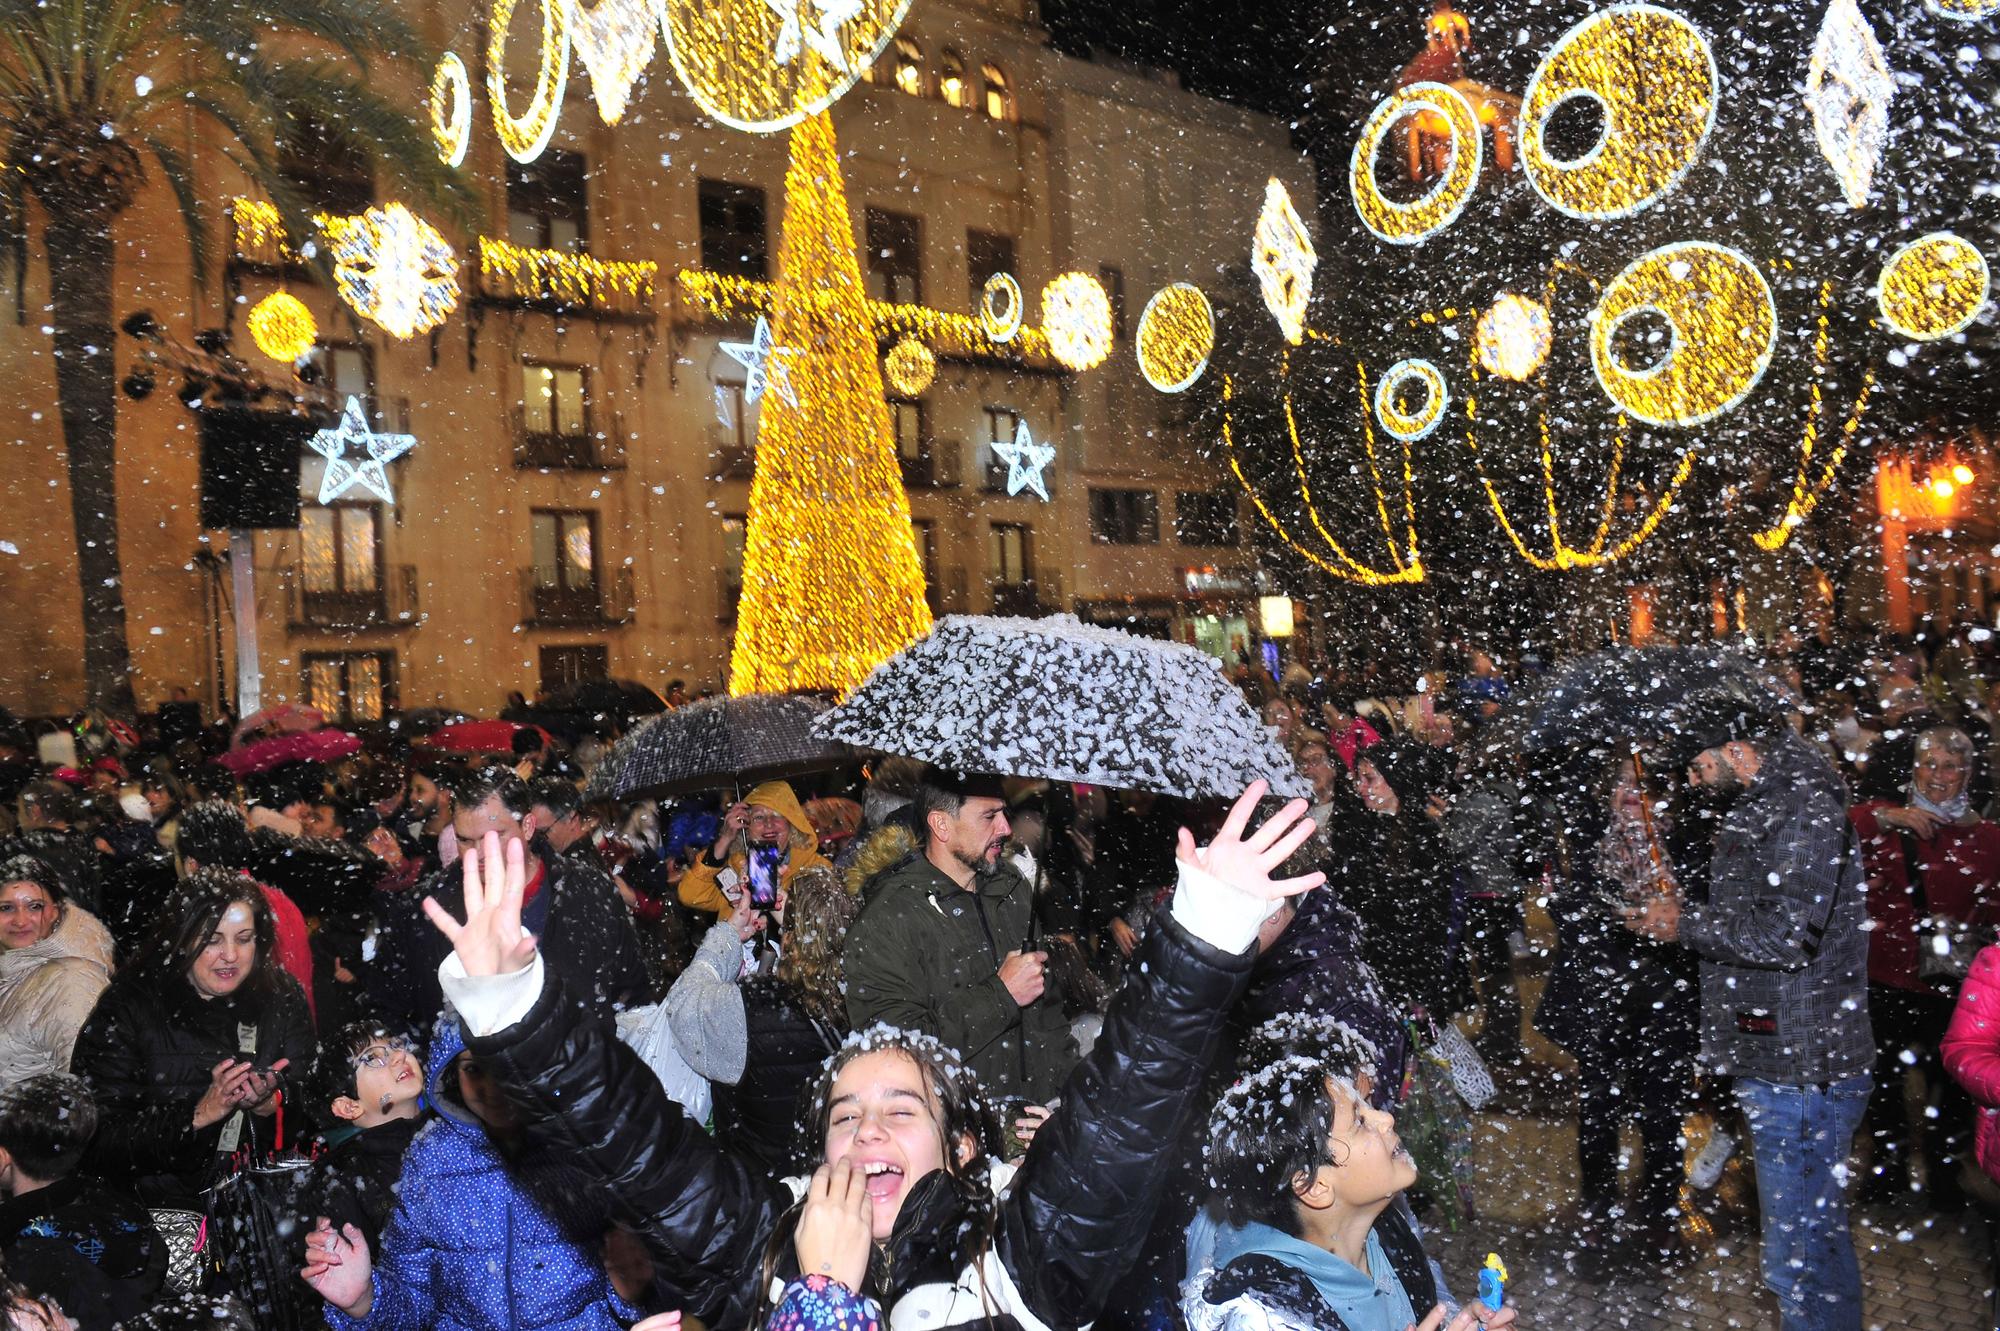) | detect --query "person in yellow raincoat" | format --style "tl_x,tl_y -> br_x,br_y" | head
676,781 -> 832,921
